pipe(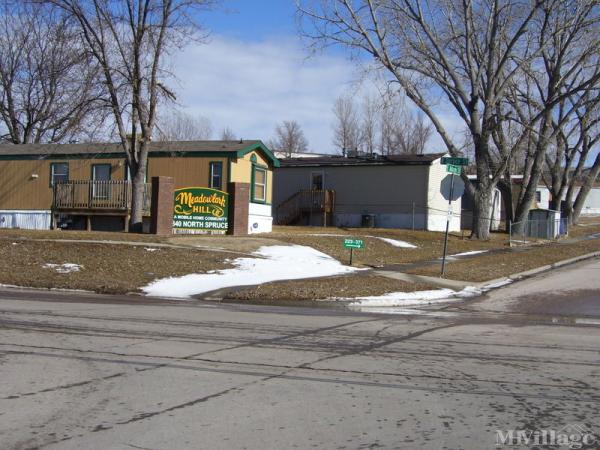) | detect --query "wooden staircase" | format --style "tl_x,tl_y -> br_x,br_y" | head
275,189 -> 335,226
